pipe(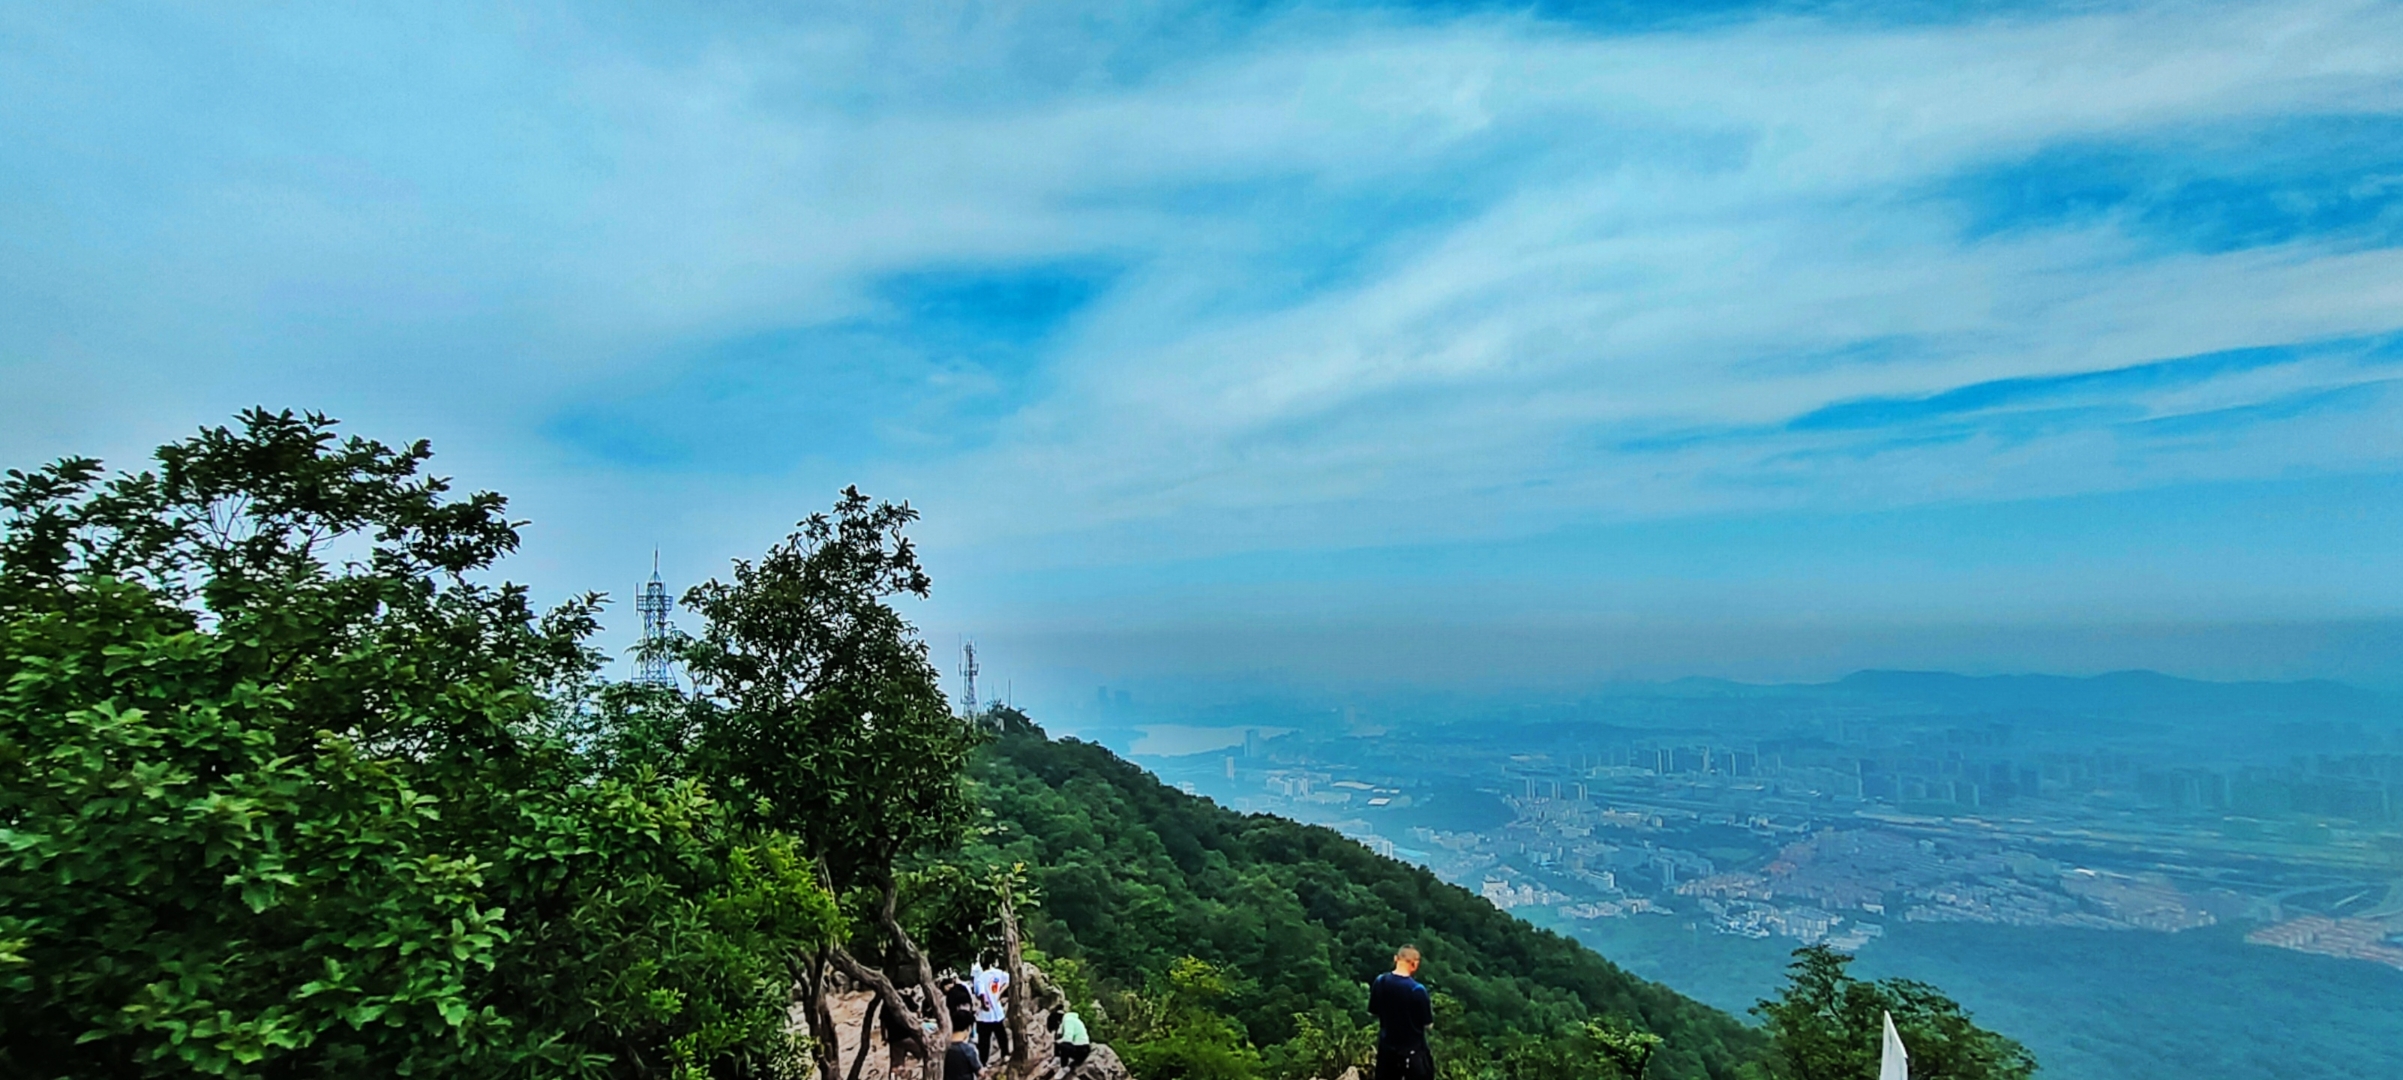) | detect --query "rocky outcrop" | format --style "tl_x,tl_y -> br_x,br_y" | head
1067,1043 -> 1128,1080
